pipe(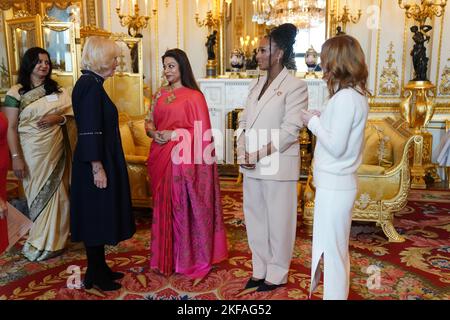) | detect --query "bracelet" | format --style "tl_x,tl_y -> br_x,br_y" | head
59,115 -> 67,126
11,153 -> 21,159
